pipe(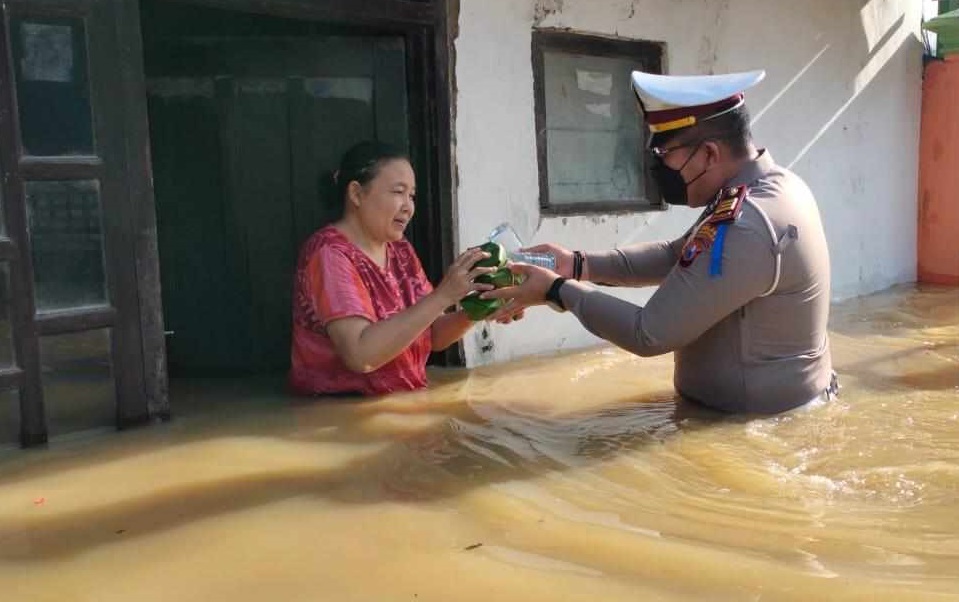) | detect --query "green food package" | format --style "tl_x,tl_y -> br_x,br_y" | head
460,294 -> 504,321
474,266 -> 519,289
460,266 -> 519,321
473,242 -> 507,268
